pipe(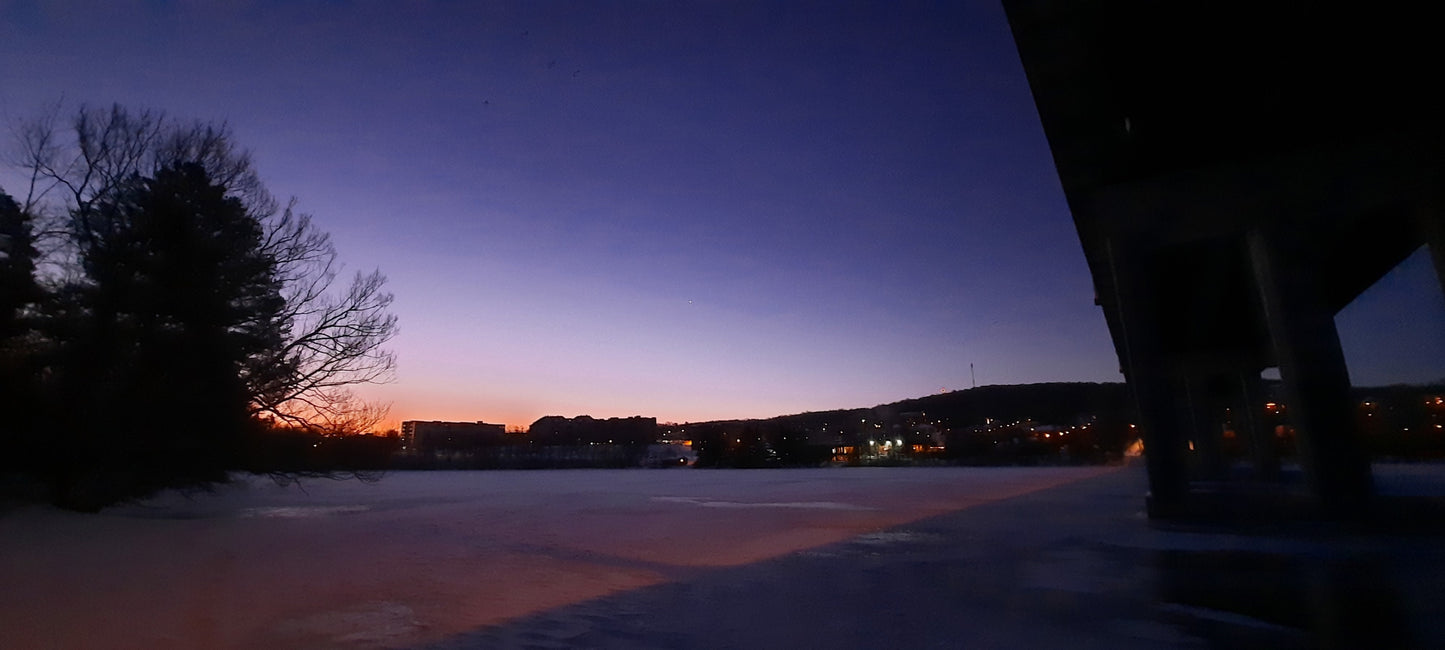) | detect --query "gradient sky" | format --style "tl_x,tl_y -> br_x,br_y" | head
2,1 -> 1441,429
